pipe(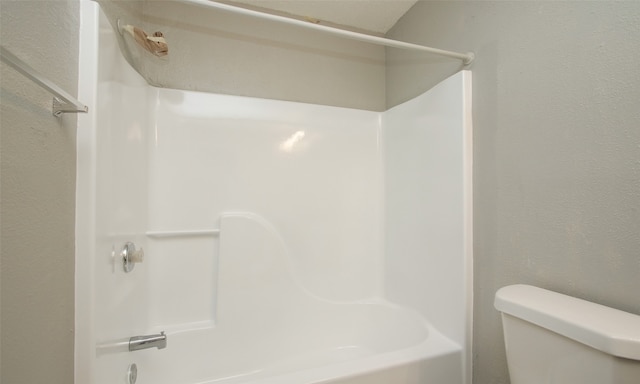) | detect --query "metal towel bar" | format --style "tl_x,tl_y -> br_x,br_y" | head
0,45 -> 88,117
